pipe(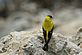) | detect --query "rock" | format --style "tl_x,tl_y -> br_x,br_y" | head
0,30 -> 82,55
20,2 -> 38,14
55,18 -> 82,36
72,27 -> 82,47
0,0 -> 40,37
77,52 -> 82,55
0,12 -> 36,37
